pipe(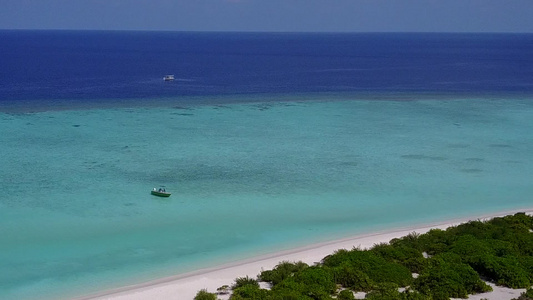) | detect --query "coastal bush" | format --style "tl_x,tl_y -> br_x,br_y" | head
323,248 -> 413,287
401,256 -> 428,274
487,239 -> 520,257
194,289 -> 217,300
337,289 -> 355,300
413,255 -> 491,300
293,266 -> 337,295
259,261 -> 309,286
364,285 -> 431,300
471,255 -> 530,288
230,284 -> 270,300
416,228 -> 454,256
489,213 -> 533,237
270,279 -> 308,298
448,220 -> 491,239
408,213 -> 533,290
268,288 -> 313,300
370,242 -> 425,273
400,289 -> 432,300
196,213 -> 533,300
513,232 -> 533,256
519,256 -> 533,282
331,262 -> 374,291
448,234 -> 493,258
434,213 -> 533,289
390,232 -> 422,250
364,282 -> 401,300
371,243 -> 423,261
217,285 -> 230,295
449,230 -> 520,258
232,276 -> 260,290
450,213 -> 532,248
322,249 -> 351,267
271,277 -> 333,300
